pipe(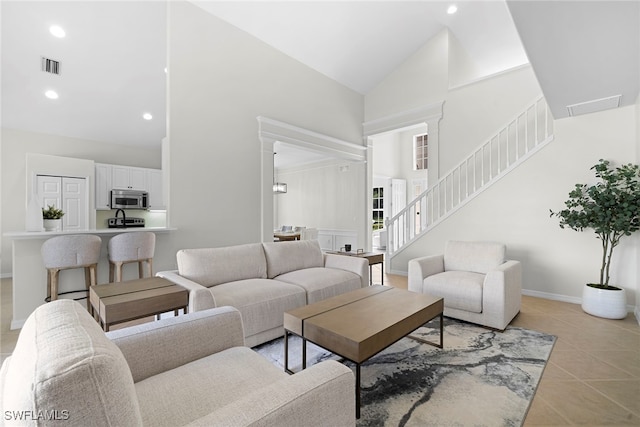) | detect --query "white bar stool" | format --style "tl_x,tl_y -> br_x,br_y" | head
108,232 -> 156,282
41,235 -> 102,310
